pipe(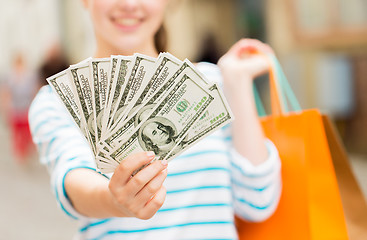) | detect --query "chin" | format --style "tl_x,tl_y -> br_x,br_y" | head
112,35 -> 149,53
